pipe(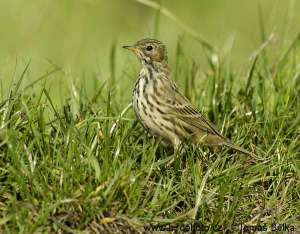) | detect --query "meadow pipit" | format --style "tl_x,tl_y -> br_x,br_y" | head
123,38 -> 254,156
